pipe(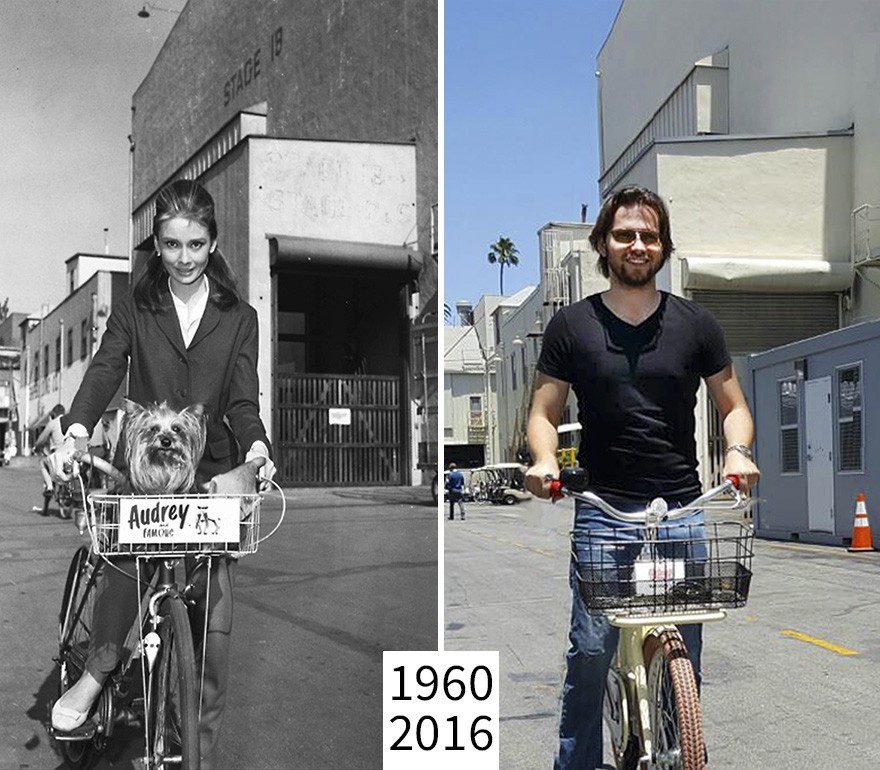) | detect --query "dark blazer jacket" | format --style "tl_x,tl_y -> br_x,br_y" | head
62,290 -> 271,480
